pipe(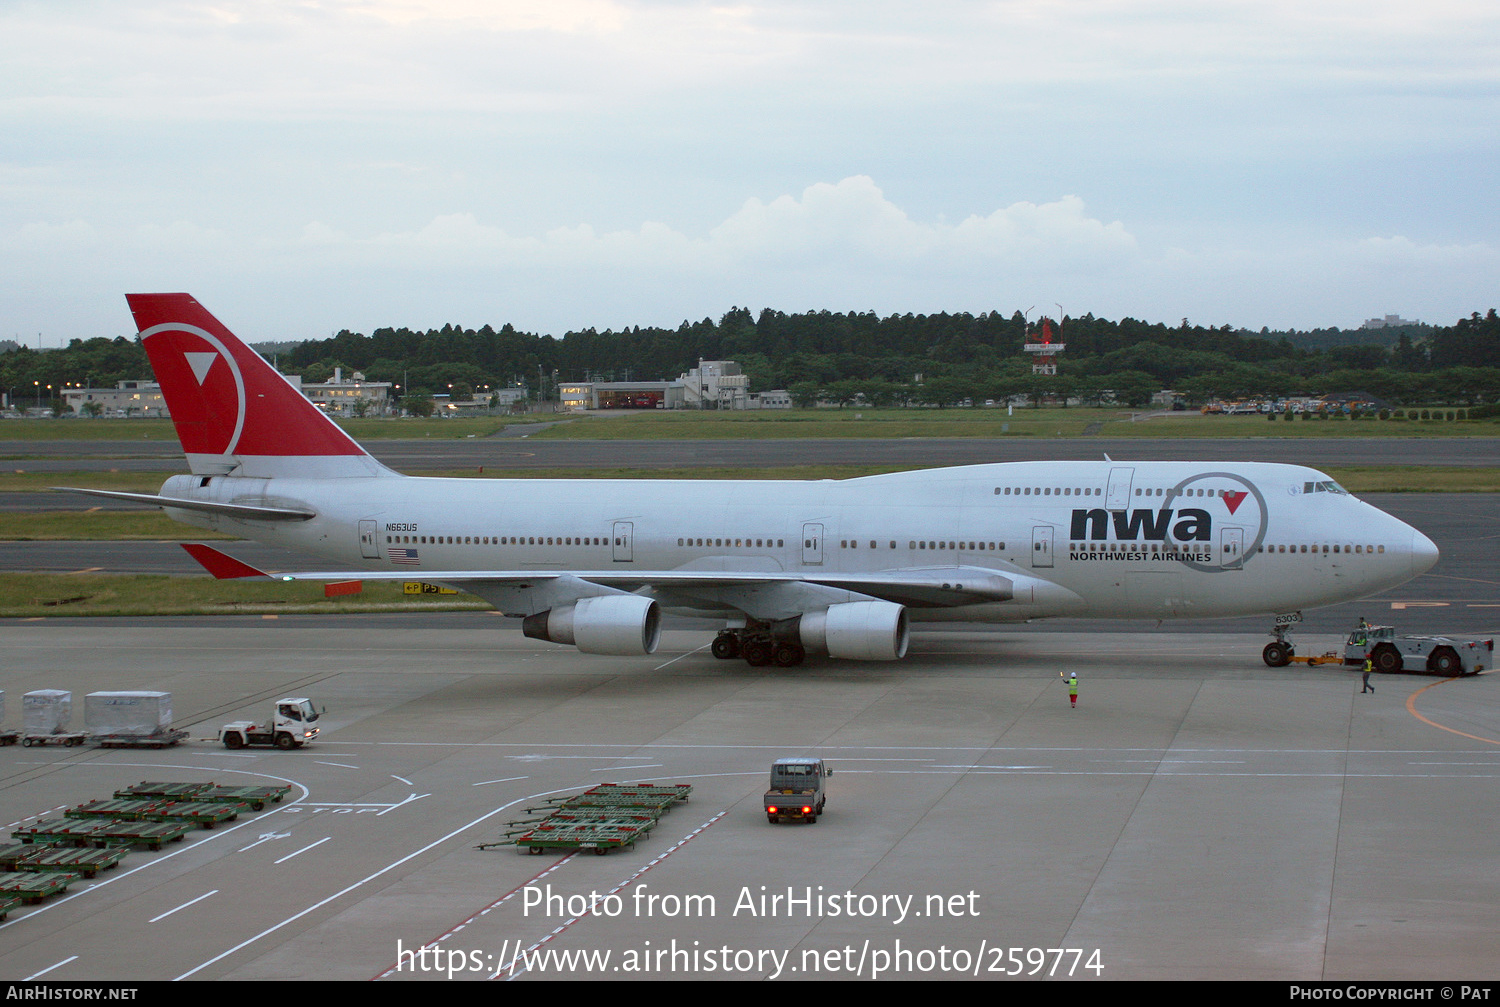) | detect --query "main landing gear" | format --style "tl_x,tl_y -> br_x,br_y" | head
712,627 -> 806,667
